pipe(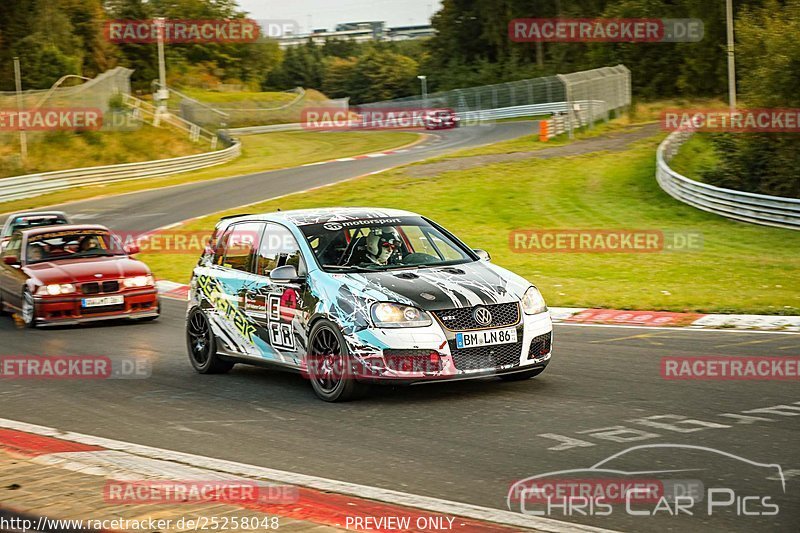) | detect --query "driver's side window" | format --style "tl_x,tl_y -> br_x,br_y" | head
256,223 -> 305,277
2,234 -> 22,259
